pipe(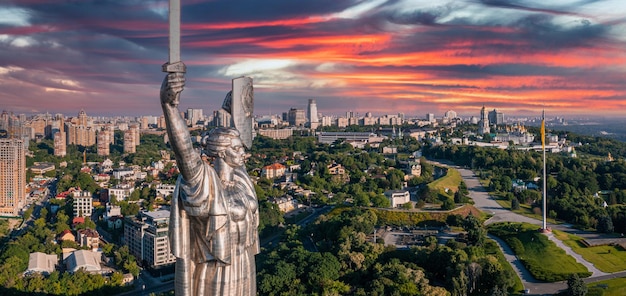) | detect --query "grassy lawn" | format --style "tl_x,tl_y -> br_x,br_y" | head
588,277 -> 626,296
428,167 -> 462,193
484,239 -> 525,293
488,222 -> 592,282
495,199 -> 511,209
553,230 -> 626,273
